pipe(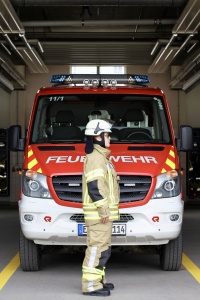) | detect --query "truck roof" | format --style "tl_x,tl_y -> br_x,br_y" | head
37,85 -> 164,97
36,73 -> 164,97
